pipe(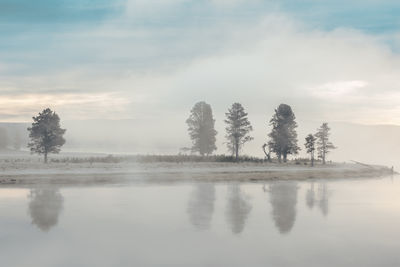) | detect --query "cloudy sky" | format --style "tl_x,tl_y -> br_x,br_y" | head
1,0 -> 400,126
